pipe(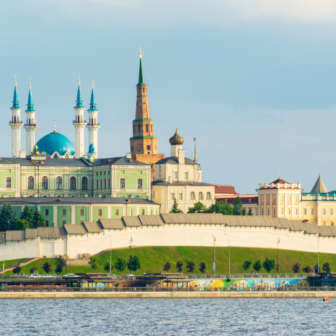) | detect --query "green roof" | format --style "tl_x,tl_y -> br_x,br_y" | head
137,57 -> 146,86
